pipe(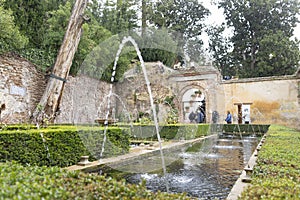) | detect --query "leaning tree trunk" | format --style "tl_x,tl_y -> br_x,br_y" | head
32,0 -> 88,122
